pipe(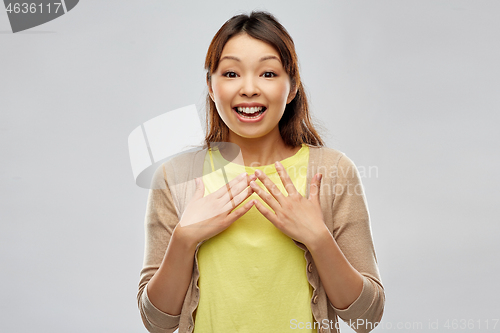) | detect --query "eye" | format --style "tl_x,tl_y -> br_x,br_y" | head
263,71 -> 277,78
223,71 -> 238,78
